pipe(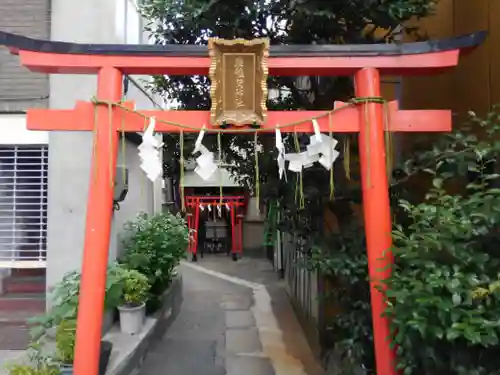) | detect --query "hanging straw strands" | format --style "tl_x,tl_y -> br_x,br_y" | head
217,132 -> 223,205
343,135 -> 351,181
89,96 -> 393,209
293,130 -> 305,209
328,112 -> 335,200
91,96 -> 387,134
383,101 -> 394,182
180,129 -> 186,211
